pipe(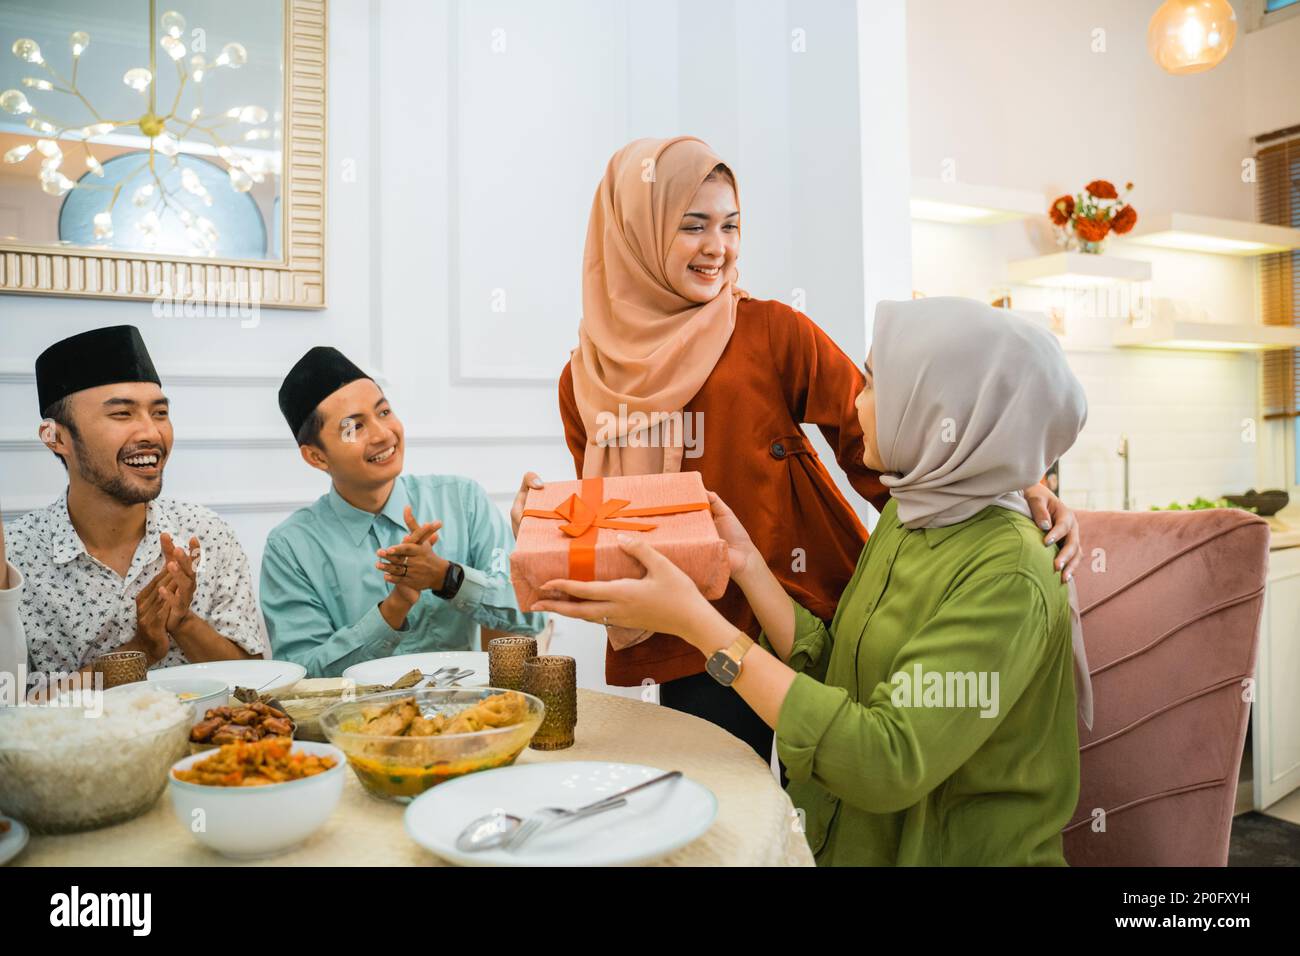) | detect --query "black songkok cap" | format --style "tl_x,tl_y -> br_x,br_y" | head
278,346 -> 371,438
35,325 -> 161,415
